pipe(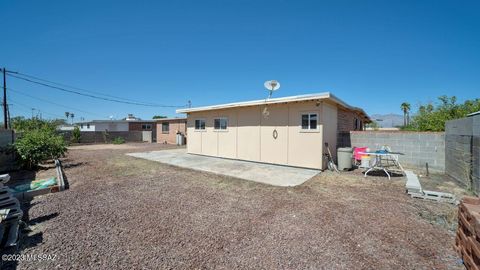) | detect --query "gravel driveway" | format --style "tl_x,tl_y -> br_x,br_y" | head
4,143 -> 463,269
